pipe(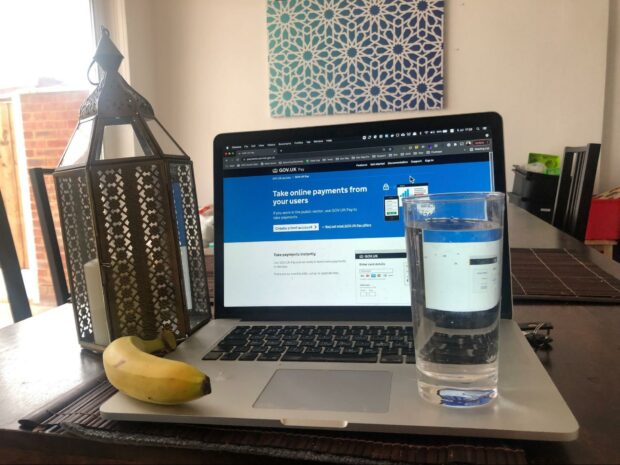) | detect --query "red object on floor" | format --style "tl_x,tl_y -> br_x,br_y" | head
585,187 -> 620,240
